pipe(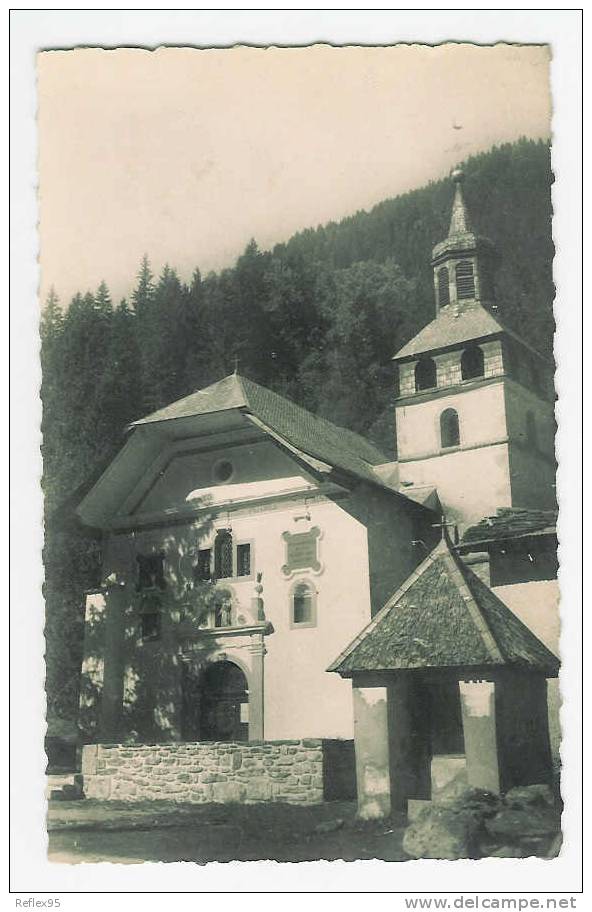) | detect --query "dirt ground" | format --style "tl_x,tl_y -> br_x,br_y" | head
47,799 -> 409,864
